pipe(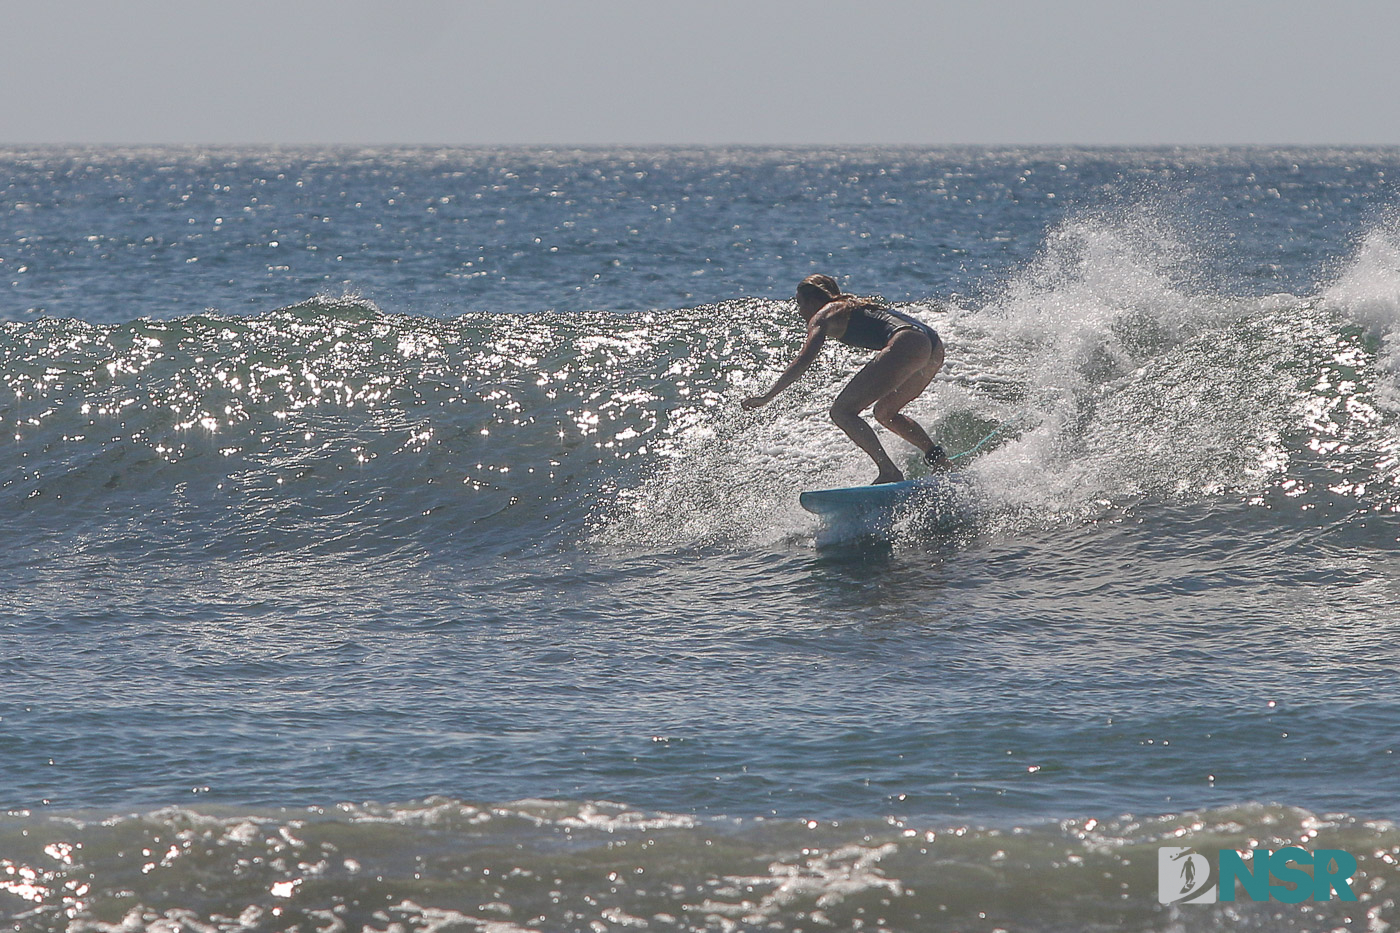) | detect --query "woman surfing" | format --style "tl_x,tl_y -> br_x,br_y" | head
742,274 -> 953,484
